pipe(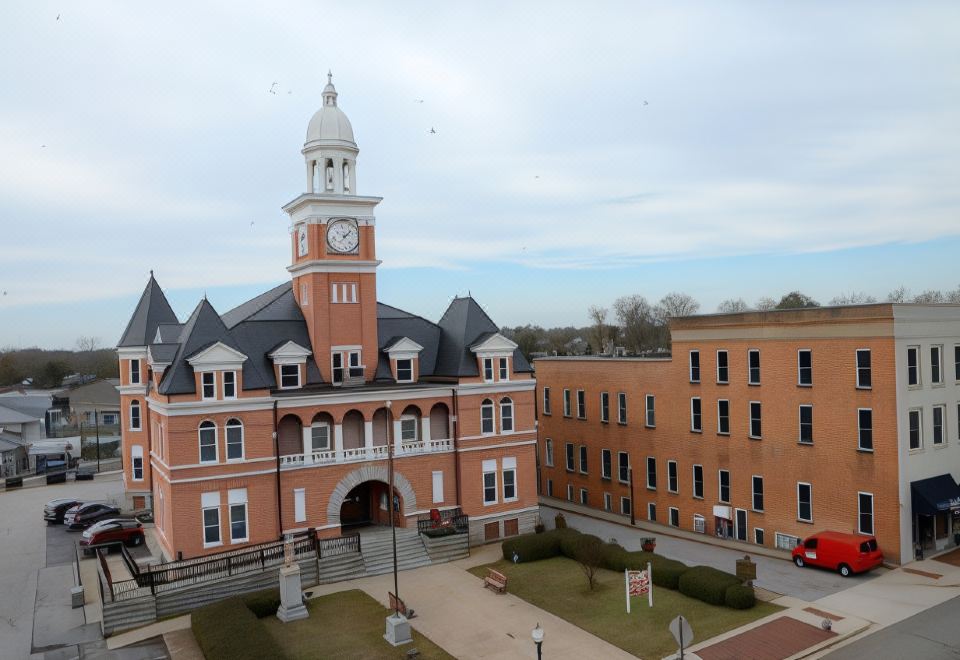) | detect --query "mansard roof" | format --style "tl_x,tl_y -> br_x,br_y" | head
434,297 -> 532,377
117,274 -> 178,348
